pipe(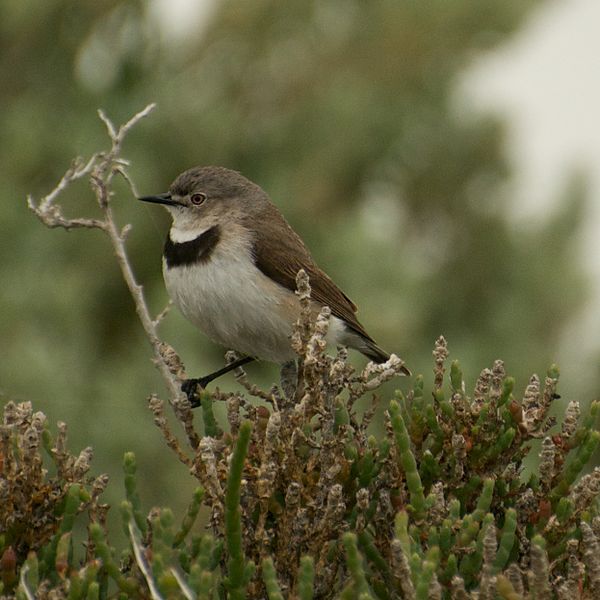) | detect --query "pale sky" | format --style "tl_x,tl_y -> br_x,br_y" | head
463,0 -> 600,276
